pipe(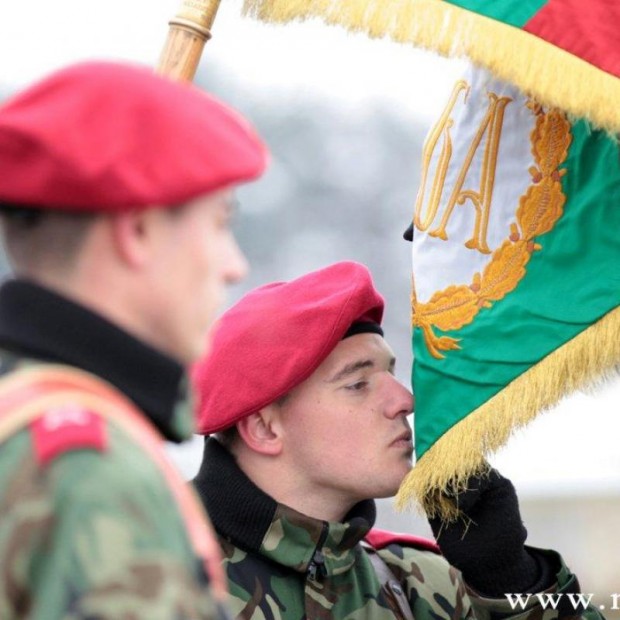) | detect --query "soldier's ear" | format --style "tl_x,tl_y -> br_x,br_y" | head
237,406 -> 283,456
108,207 -> 164,269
